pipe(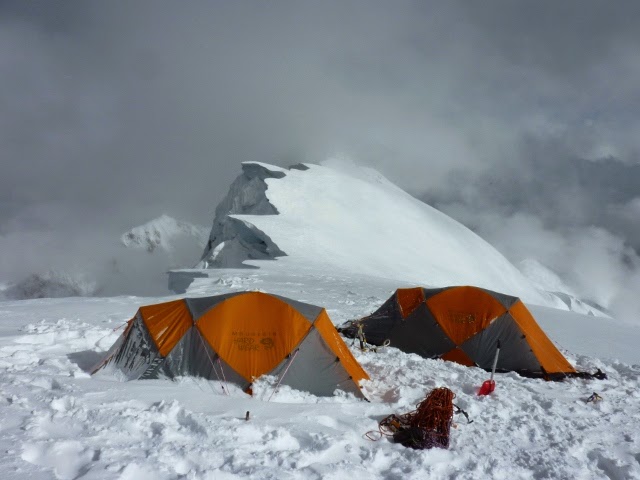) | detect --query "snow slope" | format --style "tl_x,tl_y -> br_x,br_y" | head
1,267 -> 639,480
200,162 -> 569,309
